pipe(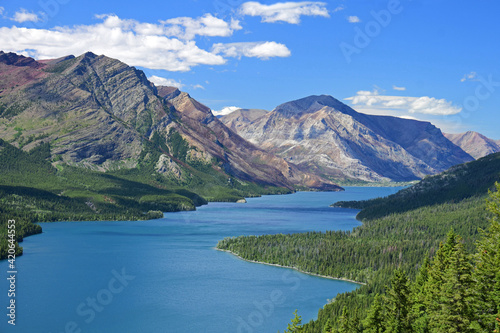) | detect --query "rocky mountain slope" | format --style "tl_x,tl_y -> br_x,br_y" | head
221,108 -> 268,132
444,131 -> 500,159
0,51 -> 340,194
221,95 -> 474,182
